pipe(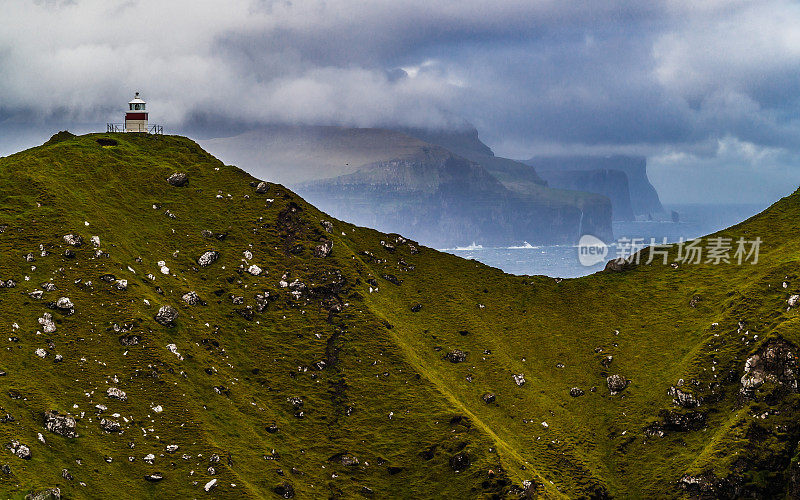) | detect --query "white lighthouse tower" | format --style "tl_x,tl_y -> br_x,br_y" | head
124,92 -> 148,132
